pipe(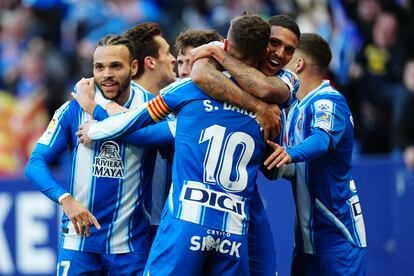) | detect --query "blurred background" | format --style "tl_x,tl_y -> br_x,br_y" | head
0,0 -> 413,275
